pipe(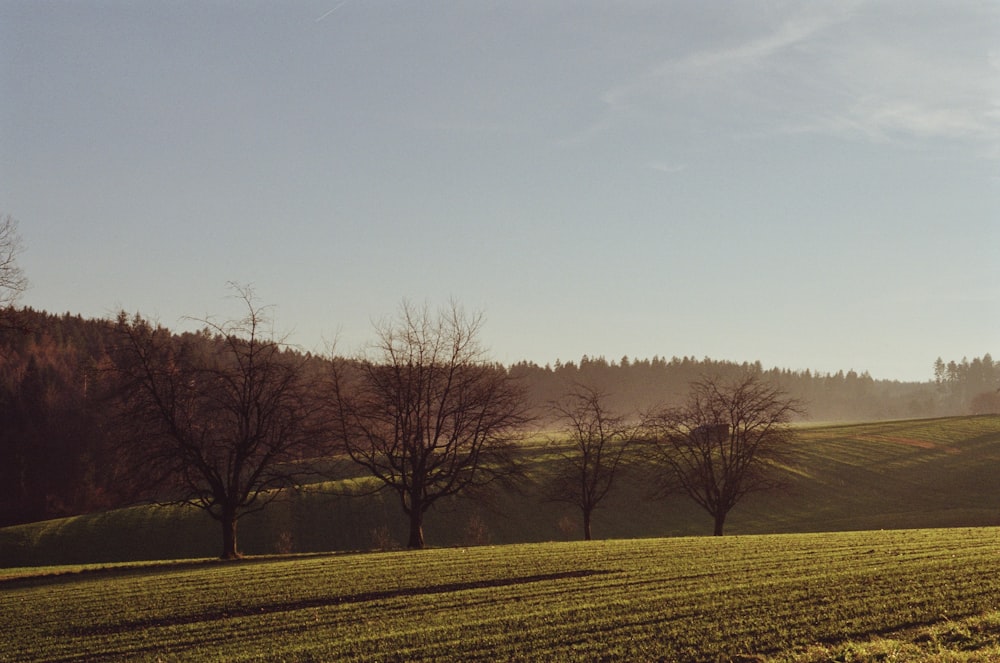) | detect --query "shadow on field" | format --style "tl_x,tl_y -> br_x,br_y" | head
67,568 -> 616,637
0,552 -> 347,589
